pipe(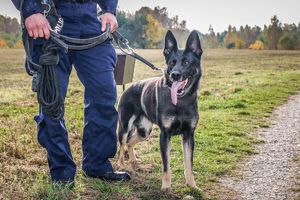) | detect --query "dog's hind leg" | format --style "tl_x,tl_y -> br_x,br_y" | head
128,116 -> 153,164
160,132 -> 172,192
127,134 -> 142,164
117,115 -> 137,167
117,130 -> 127,167
182,132 -> 198,189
